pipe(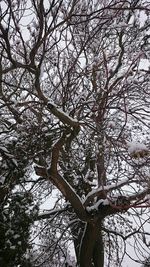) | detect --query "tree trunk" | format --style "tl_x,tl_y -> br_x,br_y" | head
93,229 -> 104,267
79,219 -> 104,267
